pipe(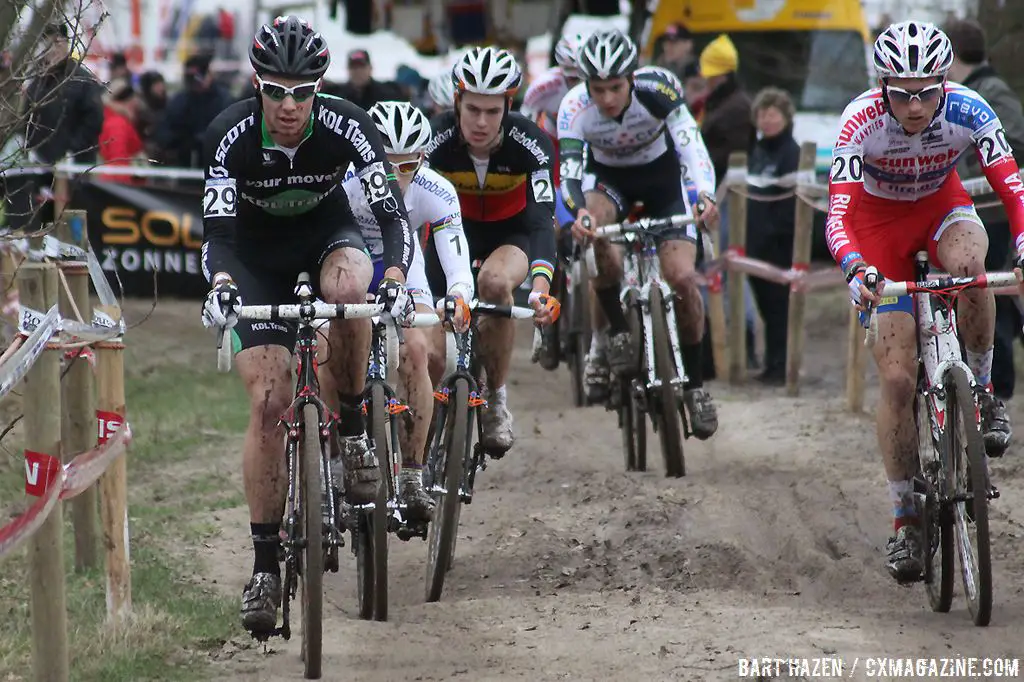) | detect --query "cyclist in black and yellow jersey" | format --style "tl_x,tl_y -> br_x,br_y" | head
425,46 -> 561,457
